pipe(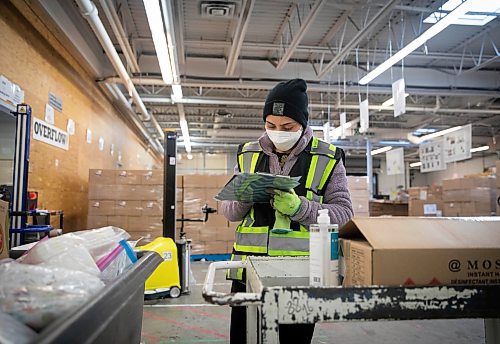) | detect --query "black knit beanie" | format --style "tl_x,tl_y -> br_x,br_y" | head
263,79 -> 309,129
